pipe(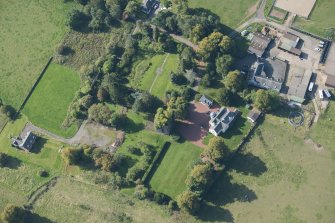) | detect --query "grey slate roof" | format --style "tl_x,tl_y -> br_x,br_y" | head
20,131 -> 36,151
278,32 -> 302,56
249,58 -> 288,91
248,32 -> 272,57
200,95 -> 213,107
209,107 -> 239,136
287,67 -> 312,103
